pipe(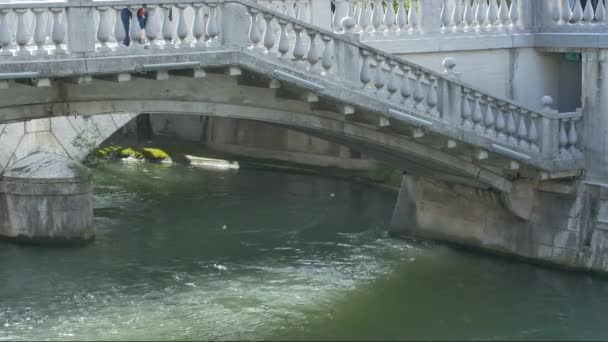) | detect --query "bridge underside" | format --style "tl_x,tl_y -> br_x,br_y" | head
0,61 -> 525,192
